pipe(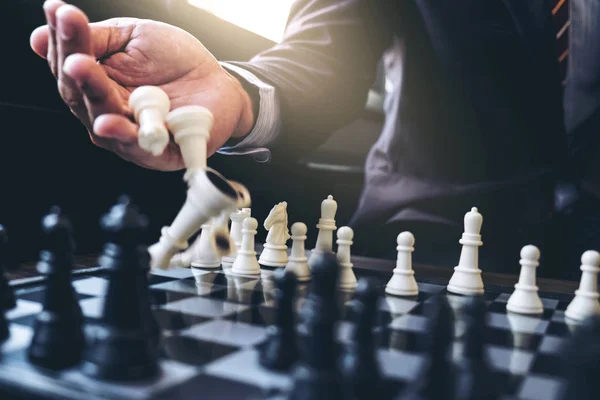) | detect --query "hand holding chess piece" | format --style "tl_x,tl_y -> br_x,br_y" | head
29,3 -> 255,172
